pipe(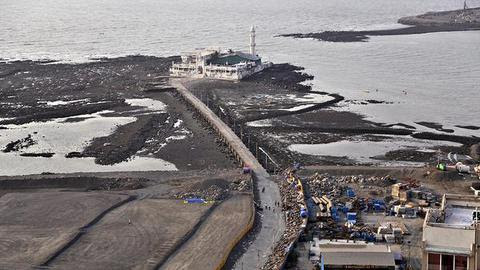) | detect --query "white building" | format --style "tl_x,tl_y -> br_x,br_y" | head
310,239 -> 396,270
422,194 -> 480,270
170,26 -> 272,81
